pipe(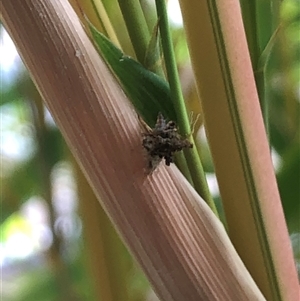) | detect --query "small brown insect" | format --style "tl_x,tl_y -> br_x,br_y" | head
141,112 -> 193,169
